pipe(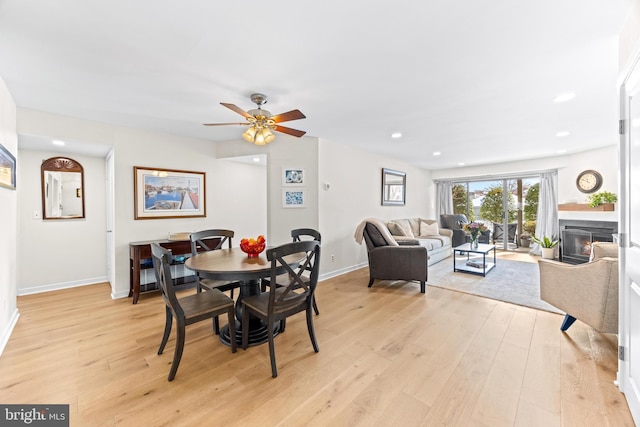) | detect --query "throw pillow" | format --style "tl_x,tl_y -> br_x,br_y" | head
420,221 -> 440,236
366,223 -> 388,247
387,221 -> 408,236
